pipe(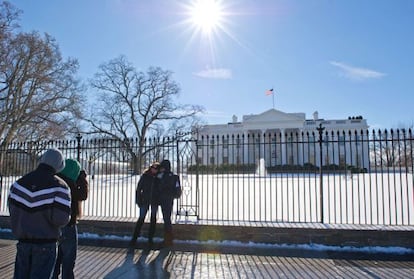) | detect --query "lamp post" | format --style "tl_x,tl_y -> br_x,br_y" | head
316,123 -> 325,223
76,132 -> 82,162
